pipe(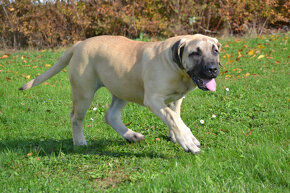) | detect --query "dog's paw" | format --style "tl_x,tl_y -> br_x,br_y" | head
124,131 -> 145,143
175,127 -> 201,154
169,130 -> 177,143
73,139 -> 88,146
178,136 -> 200,154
